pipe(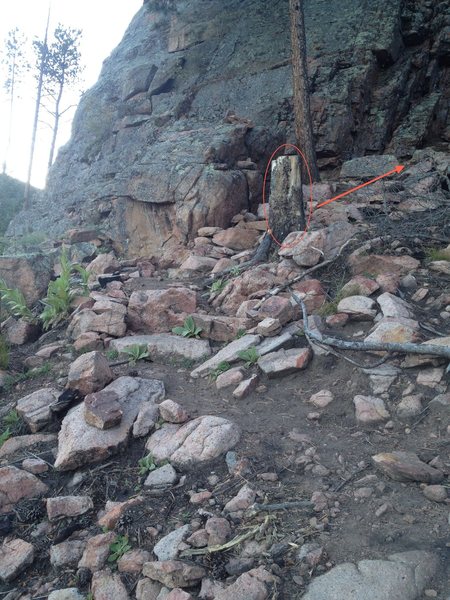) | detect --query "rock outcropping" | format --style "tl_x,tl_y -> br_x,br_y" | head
9,0 -> 449,256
